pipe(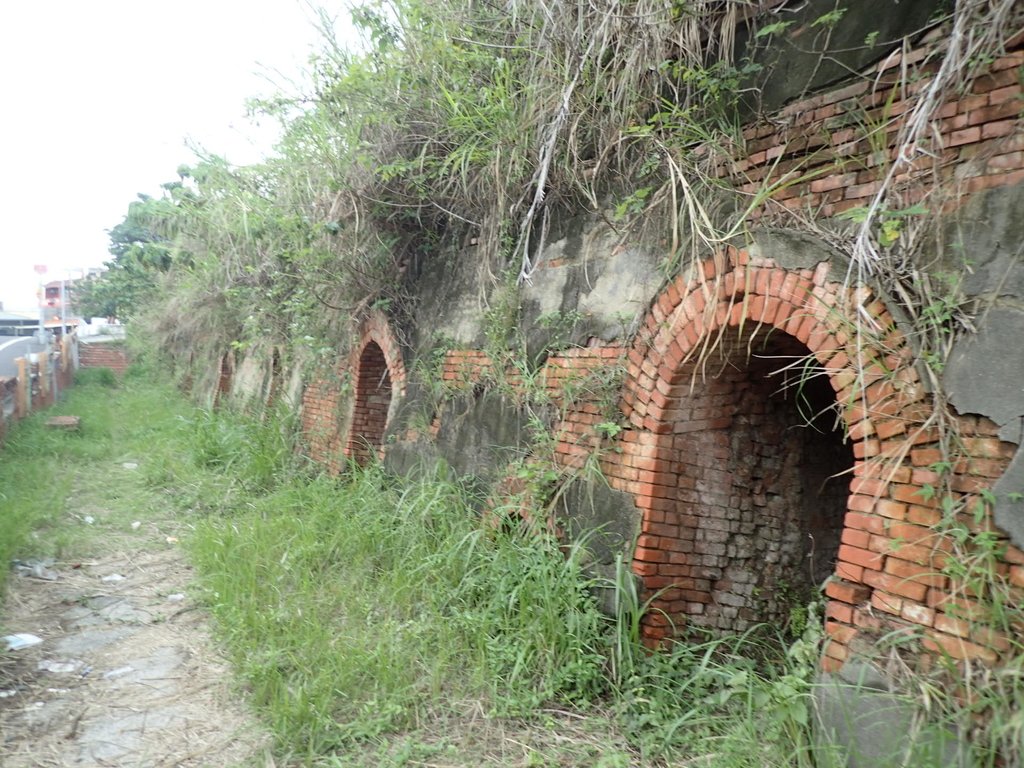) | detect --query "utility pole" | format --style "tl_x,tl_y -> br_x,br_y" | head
33,264 -> 48,349
59,273 -> 66,338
